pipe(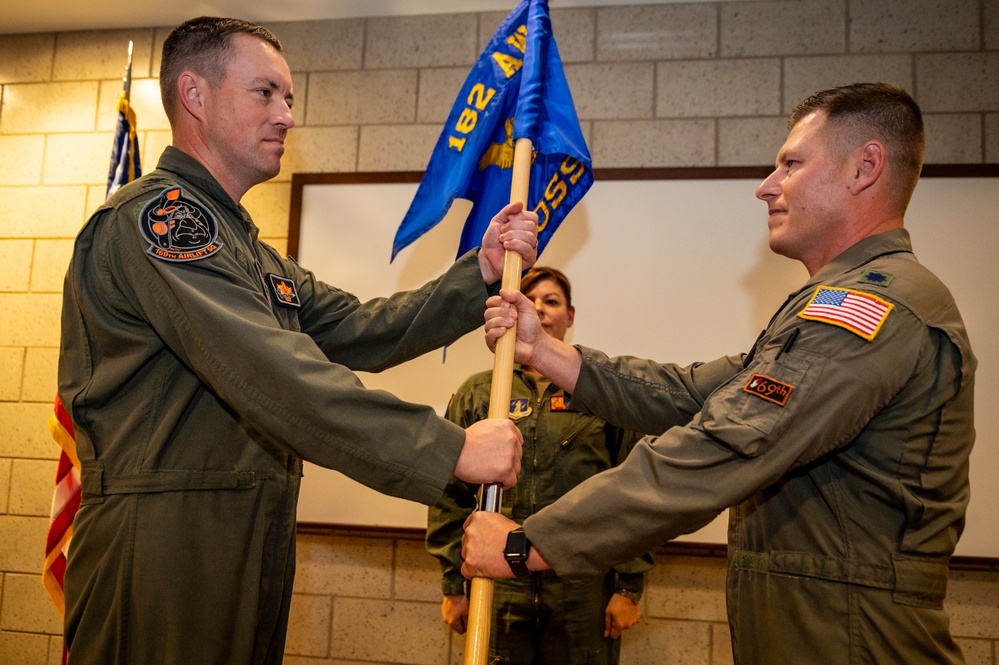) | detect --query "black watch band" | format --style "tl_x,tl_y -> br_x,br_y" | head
503,527 -> 532,577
